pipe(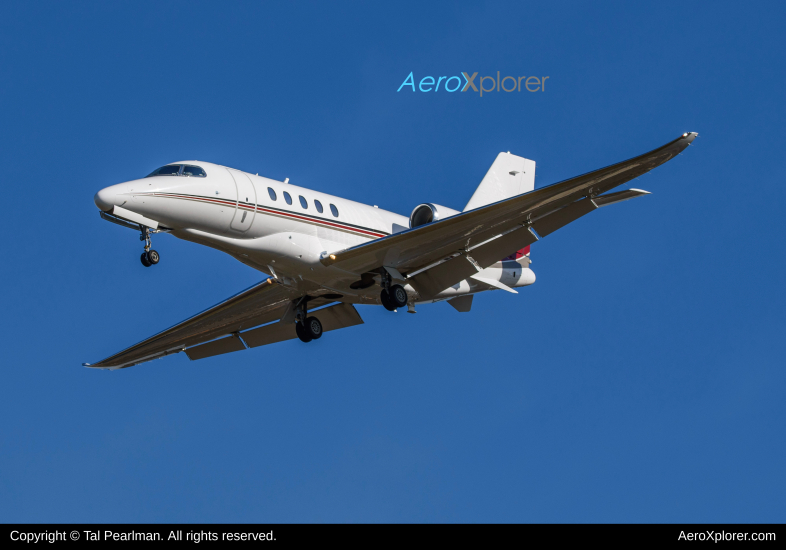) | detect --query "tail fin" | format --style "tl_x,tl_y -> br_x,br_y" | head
464,152 -> 535,212
467,152 -> 535,263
